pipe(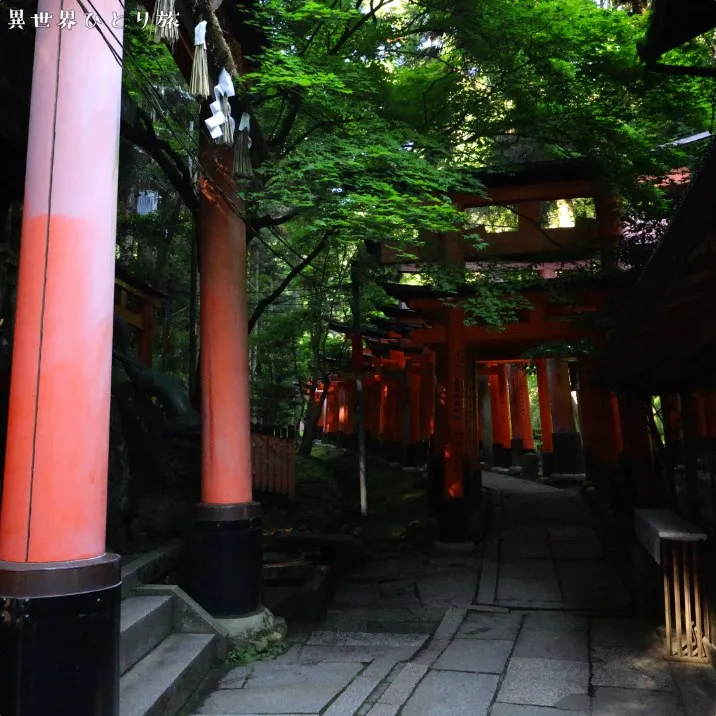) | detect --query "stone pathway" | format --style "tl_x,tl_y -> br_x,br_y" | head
190,471 -> 716,716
